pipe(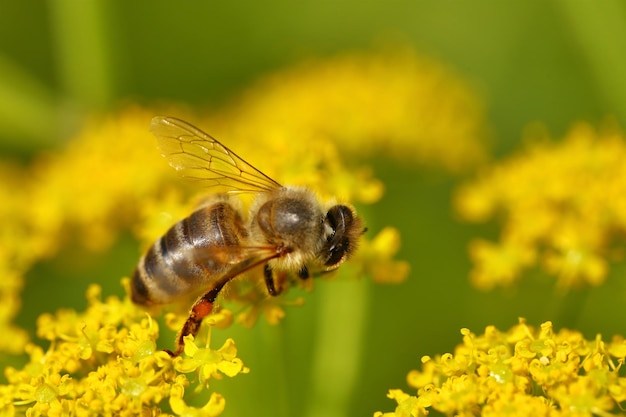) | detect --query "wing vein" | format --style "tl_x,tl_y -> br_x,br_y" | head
151,116 -> 282,193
